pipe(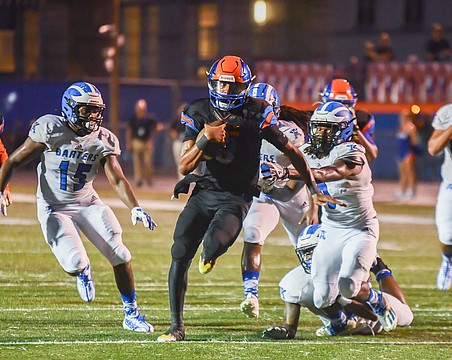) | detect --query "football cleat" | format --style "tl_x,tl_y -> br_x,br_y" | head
76,264 -> 95,302
367,292 -> 398,332
262,325 -> 290,339
436,255 -> 452,291
316,318 -> 357,337
198,255 -> 218,274
157,325 -> 185,342
123,308 -> 154,332
240,293 -> 259,318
